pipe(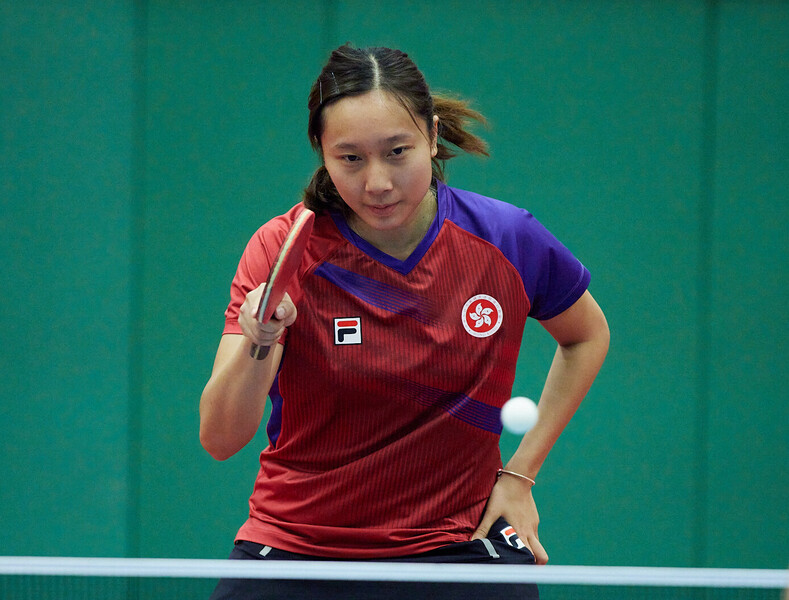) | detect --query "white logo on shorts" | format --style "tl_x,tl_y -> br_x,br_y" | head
500,525 -> 526,549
